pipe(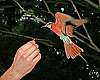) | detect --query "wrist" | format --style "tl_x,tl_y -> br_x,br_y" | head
1,67 -> 21,80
